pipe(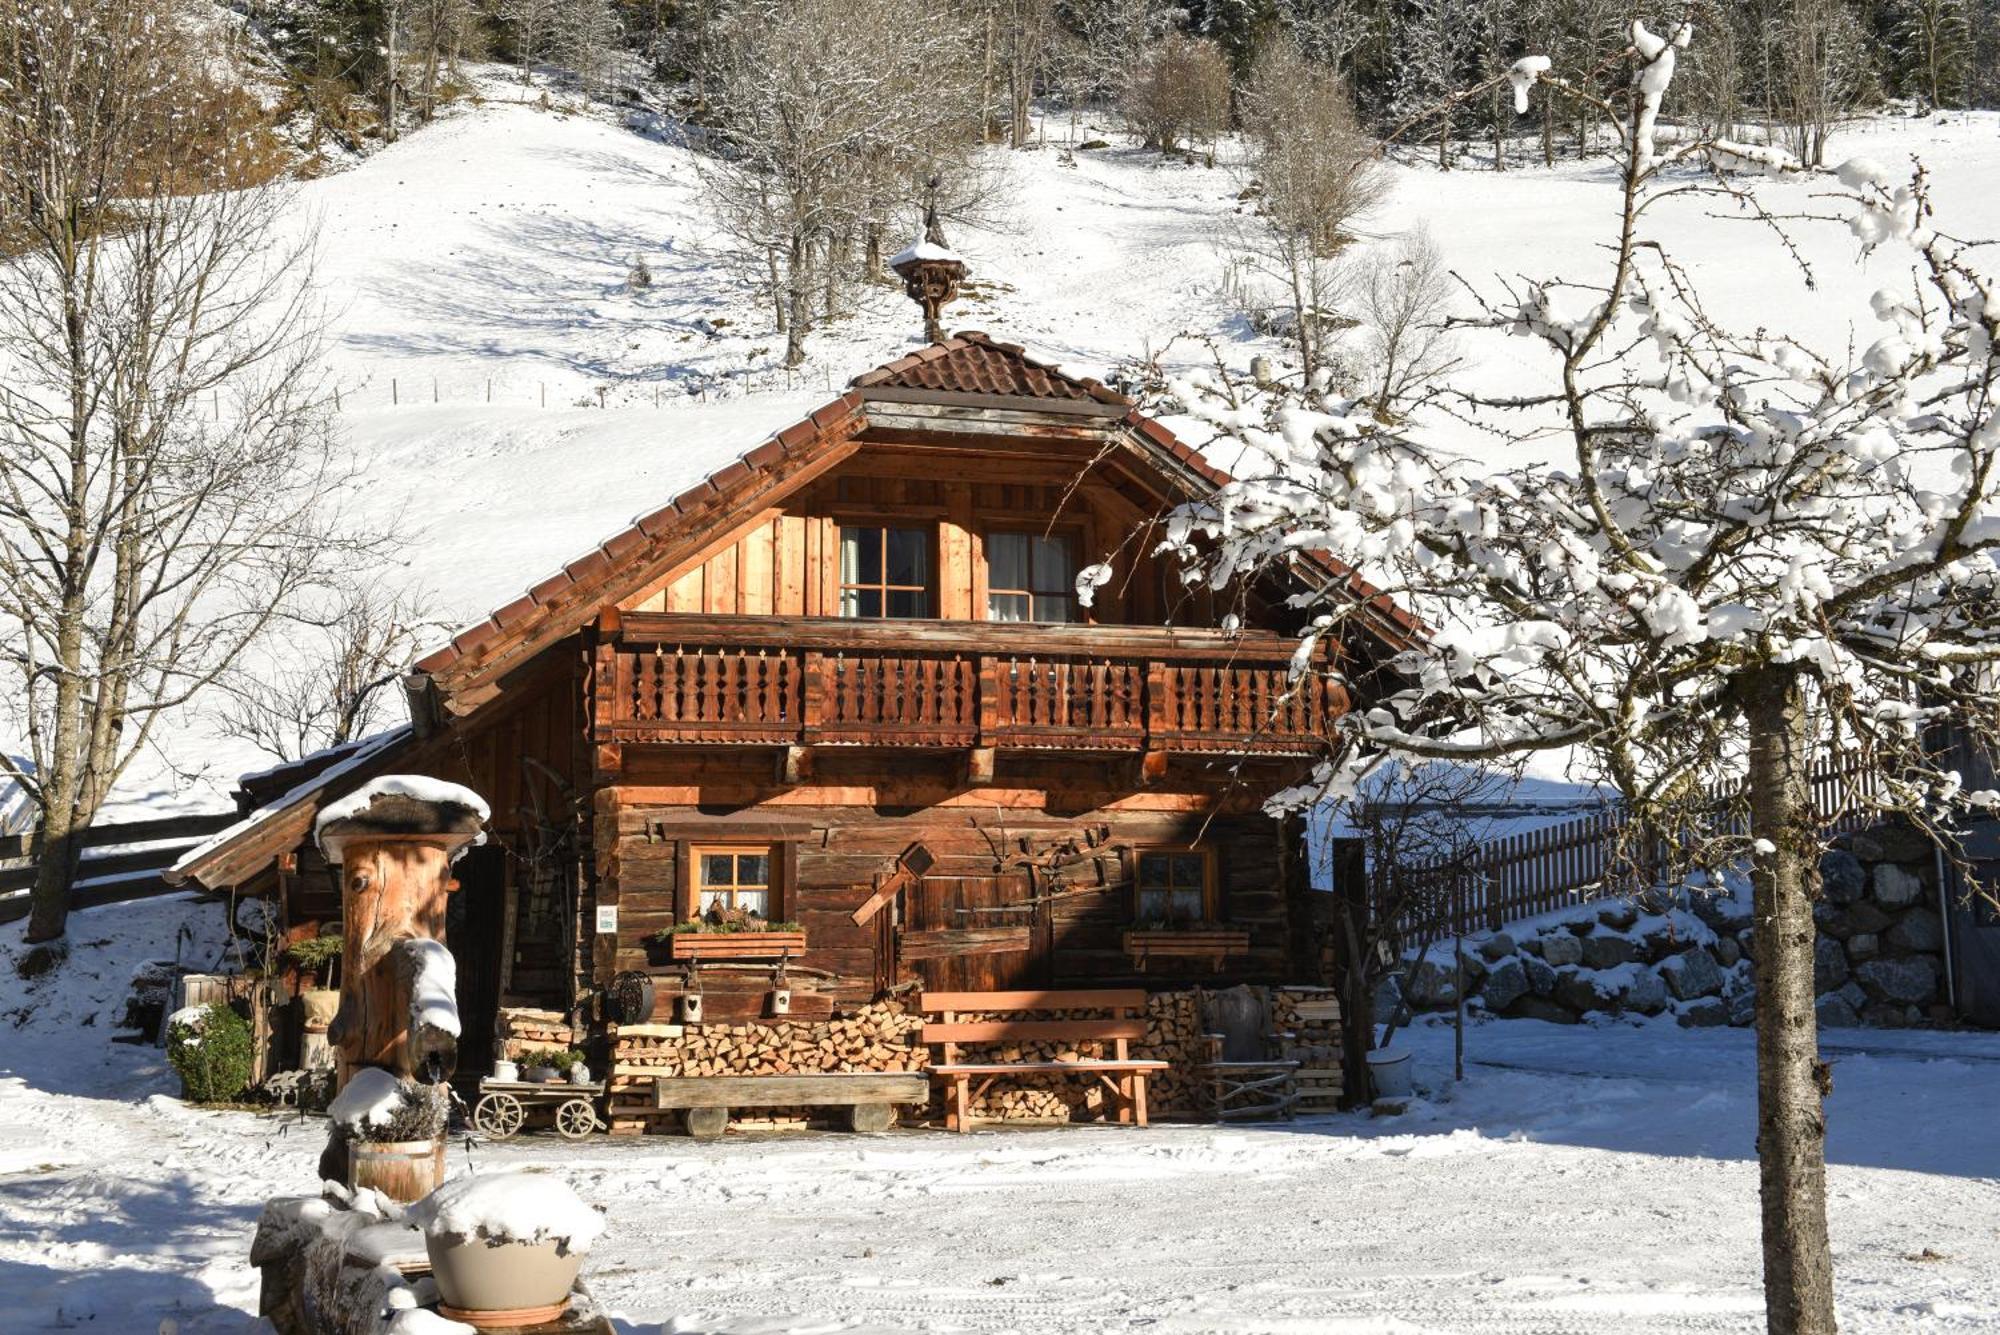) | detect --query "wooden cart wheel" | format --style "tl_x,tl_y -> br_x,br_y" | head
555,1097 -> 597,1140
474,1092 -> 525,1139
